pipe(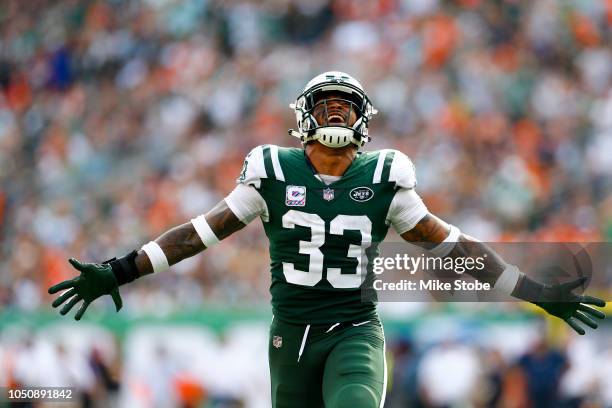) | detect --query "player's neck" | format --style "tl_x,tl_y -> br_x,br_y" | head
305,142 -> 357,176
